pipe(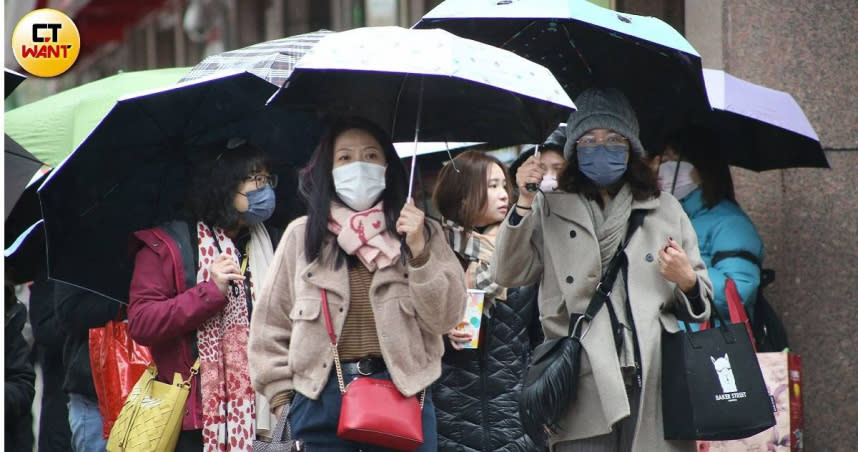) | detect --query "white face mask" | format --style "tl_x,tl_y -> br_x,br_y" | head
658,161 -> 699,201
332,161 -> 387,212
539,175 -> 558,192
